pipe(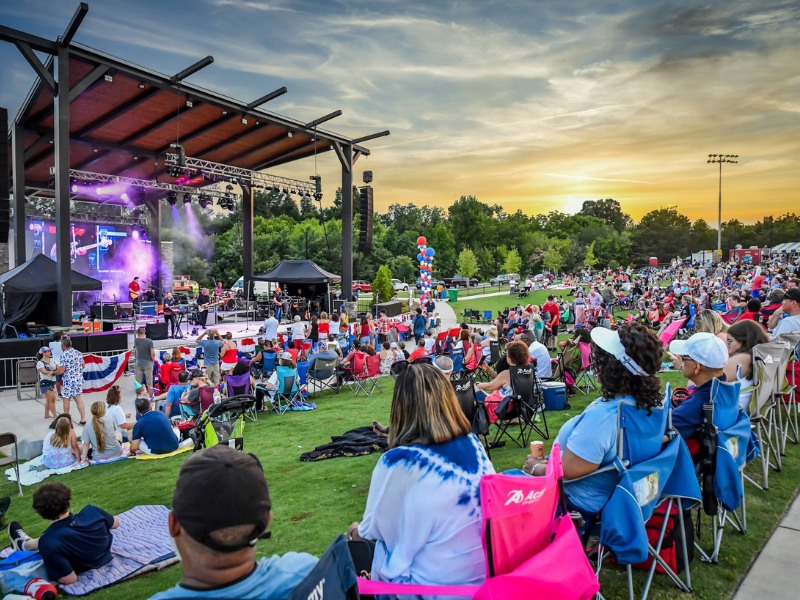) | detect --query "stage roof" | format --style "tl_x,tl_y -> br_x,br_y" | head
253,259 -> 341,285
0,253 -> 102,293
12,42 -> 373,195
